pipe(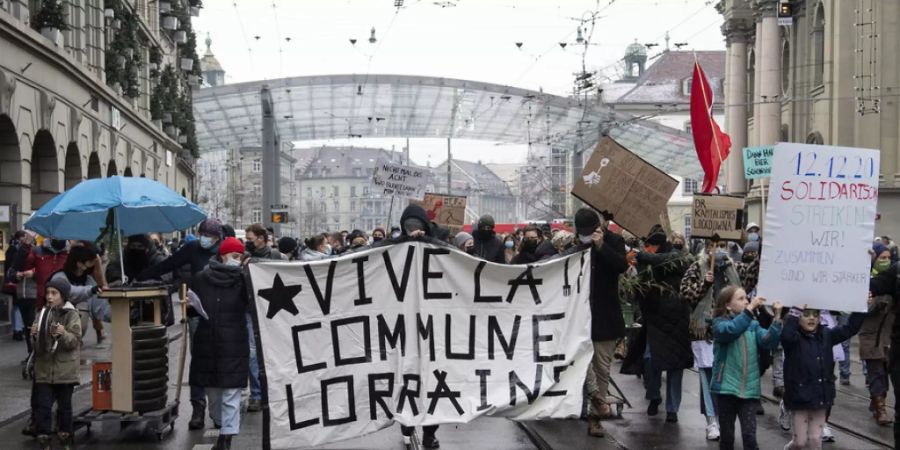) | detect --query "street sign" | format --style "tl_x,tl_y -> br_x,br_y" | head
271,211 -> 288,224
